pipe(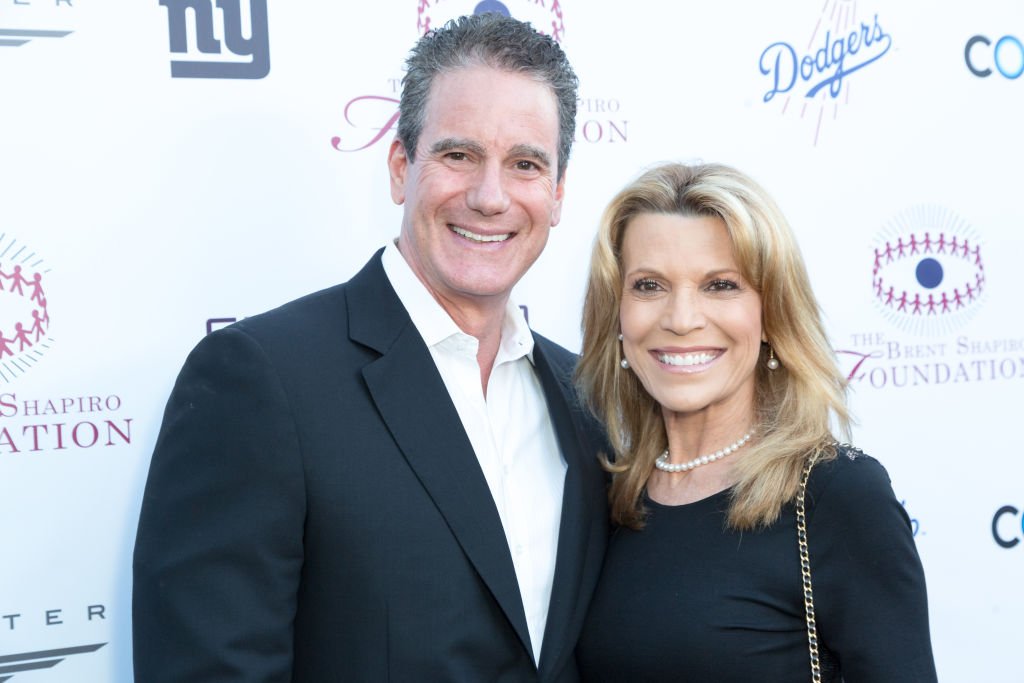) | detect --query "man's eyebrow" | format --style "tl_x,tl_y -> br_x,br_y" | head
508,144 -> 552,169
429,138 -> 485,156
